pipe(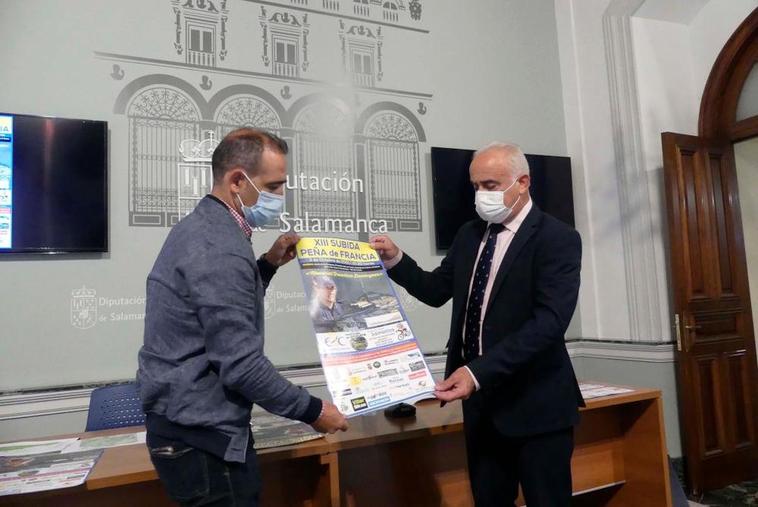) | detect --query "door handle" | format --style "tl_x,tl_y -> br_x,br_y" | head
674,314 -> 682,352
682,320 -> 699,353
